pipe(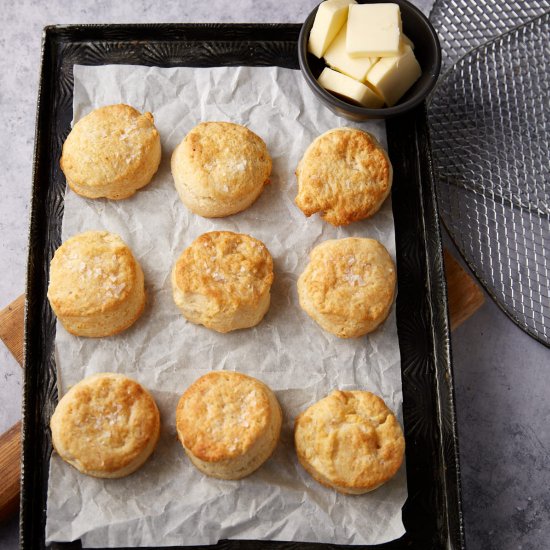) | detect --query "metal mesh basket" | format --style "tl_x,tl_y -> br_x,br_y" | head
428,1 -> 550,346
430,0 -> 550,72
